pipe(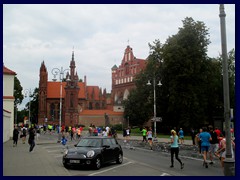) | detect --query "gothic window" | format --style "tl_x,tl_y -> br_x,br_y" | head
95,103 -> 100,109
70,93 -> 74,107
89,102 -> 93,110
